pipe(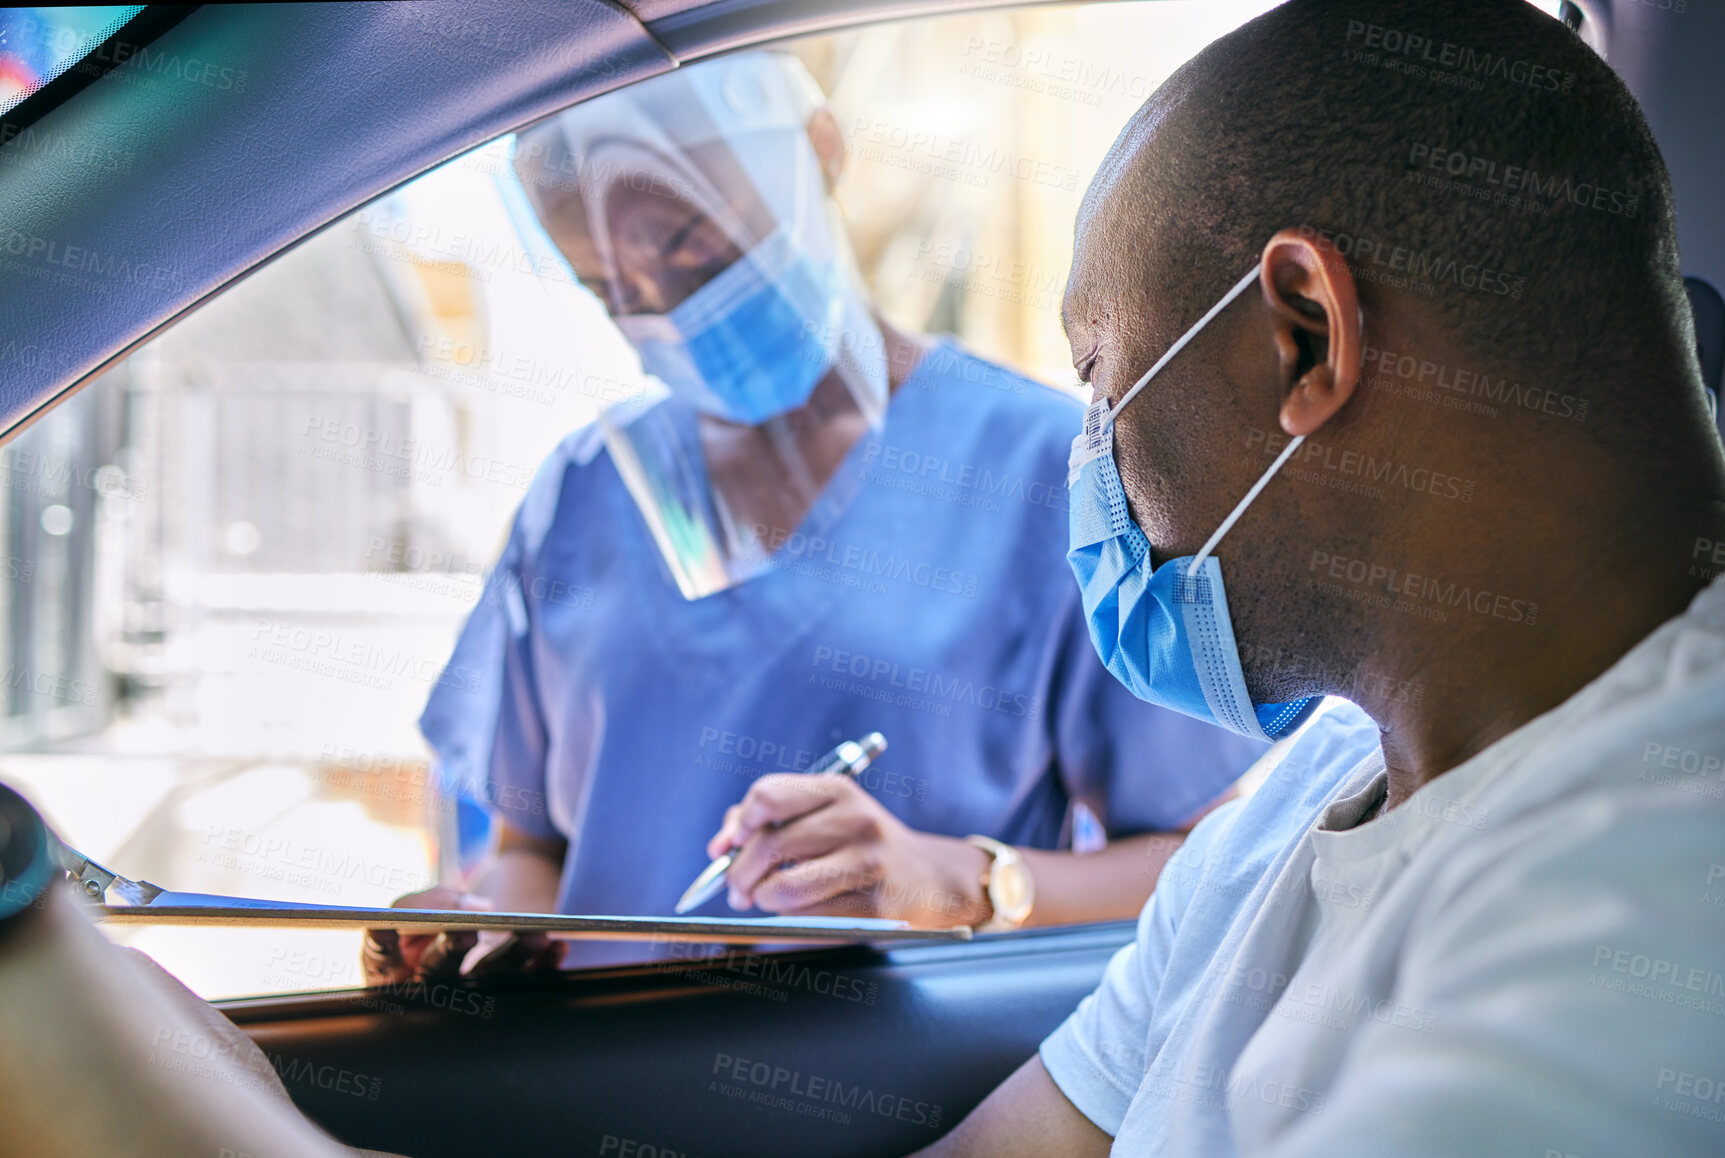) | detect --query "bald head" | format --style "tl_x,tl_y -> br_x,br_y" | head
1066,0 -> 1725,773
1071,0 -> 1699,437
